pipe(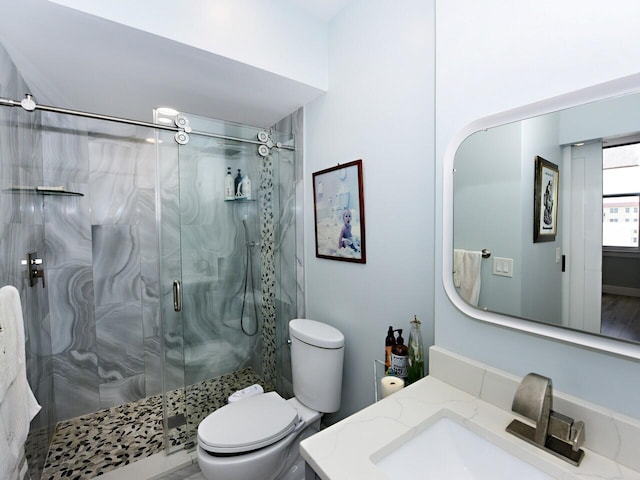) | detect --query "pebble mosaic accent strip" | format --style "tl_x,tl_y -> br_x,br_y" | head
41,367 -> 269,480
260,154 -> 277,387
